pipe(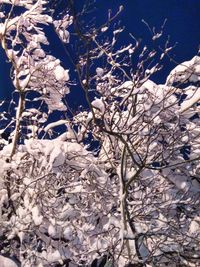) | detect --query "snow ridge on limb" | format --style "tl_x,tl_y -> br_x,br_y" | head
166,55 -> 200,86
165,56 -> 200,113
180,87 -> 200,113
